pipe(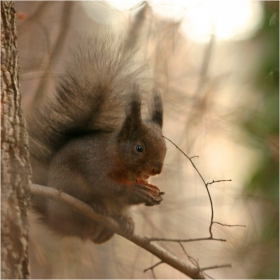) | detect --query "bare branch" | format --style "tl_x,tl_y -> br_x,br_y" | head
151,268 -> 156,279
178,242 -> 231,278
30,184 -> 205,279
190,155 -> 199,159
179,242 -> 199,268
162,136 -> 241,239
202,272 -> 214,279
200,264 -> 232,272
162,136 -> 207,185
143,261 -> 163,274
147,237 -> 226,242
213,222 -> 246,228
163,136 -> 213,237
206,179 -> 232,186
